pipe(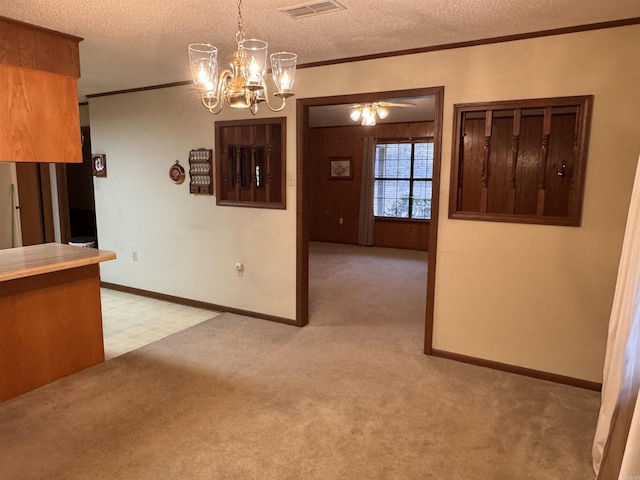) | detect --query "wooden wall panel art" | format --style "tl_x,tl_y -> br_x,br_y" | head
449,96 -> 593,226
